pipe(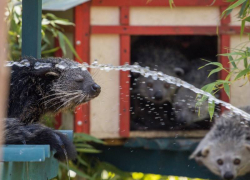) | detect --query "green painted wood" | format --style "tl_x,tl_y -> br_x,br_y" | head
59,130 -> 74,141
1,130 -> 73,179
2,145 -> 50,162
21,0 -> 42,58
91,138 -> 250,180
1,152 -> 59,180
